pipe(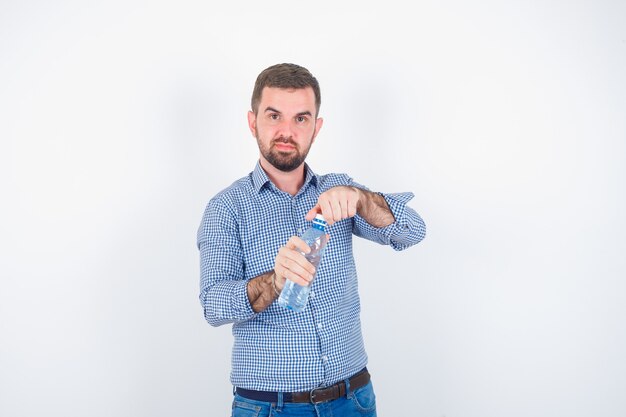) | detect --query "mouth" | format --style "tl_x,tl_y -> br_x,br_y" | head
273,141 -> 297,152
